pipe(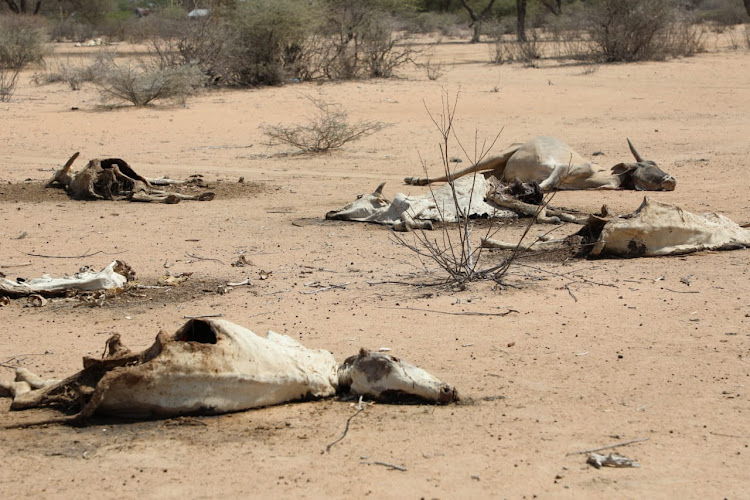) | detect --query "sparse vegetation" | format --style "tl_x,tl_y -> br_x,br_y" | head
392,91 -> 532,288
586,0 -> 704,62
94,61 -> 205,106
421,58 -> 450,80
0,67 -> 20,102
262,96 -> 385,153
33,55 -> 110,90
0,15 -> 48,102
0,15 -> 48,69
